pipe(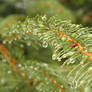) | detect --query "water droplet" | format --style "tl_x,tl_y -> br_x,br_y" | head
30,66 -> 33,69
8,41 -> 12,44
3,40 -> 7,44
57,57 -> 61,61
88,67 -> 92,72
20,44 -> 24,48
2,59 -> 7,63
8,70 -> 12,74
42,63 -> 48,67
70,60 -> 76,64
34,68 -> 37,71
26,42 -> 31,46
18,64 -> 22,68
70,82 -> 78,90
79,31 -> 85,36
1,79 -> 5,84
42,16 -> 47,21
21,73 -> 25,76
14,38 -> 17,41
42,41 -> 48,48
26,31 -> 29,33
85,87 -> 92,92
80,80 -> 85,85
52,54 -> 57,60
61,37 -> 66,41
29,76 -> 32,79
